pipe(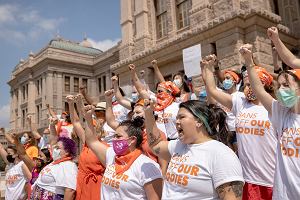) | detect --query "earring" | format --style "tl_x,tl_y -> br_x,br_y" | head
196,123 -> 201,128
